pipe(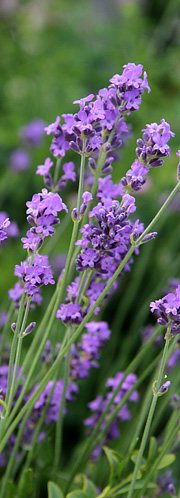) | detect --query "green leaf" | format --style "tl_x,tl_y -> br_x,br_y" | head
131,450 -> 146,468
48,482 -> 64,498
147,437 -> 158,463
80,475 -> 97,498
103,446 -> 125,485
157,453 -> 176,469
18,468 -> 33,498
